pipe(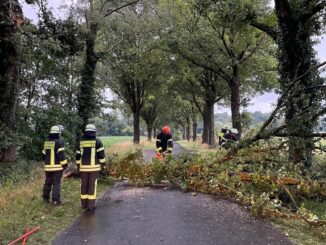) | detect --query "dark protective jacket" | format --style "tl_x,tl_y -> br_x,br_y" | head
76,131 -> 106,172
42,134 -> 67,172
156,132 -> 173,153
